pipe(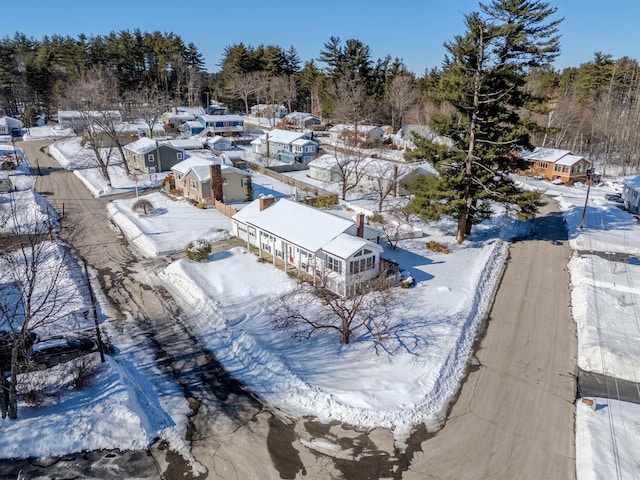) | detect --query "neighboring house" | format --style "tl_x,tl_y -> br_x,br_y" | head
393,124 -> 454,151
308,154 -> 433,195
0,116 -> 23,136
232,197 -> 383,297
181,120 -> 205,136
84,121 -> 152,147
163,107 -> 206,128
521,147 -> 592,185
623,176 -> 640,214
197,115 -> 245,136
124,138 -> 185,173
251,104 -> 288,118
250,129 -> 318,164
206,103 -> 229,115
283,112 -> 322,129
207,135 -> 232,152
168,139 -> 205,151
329,124 -> 384,146
171,157 -> 251,204
57,110 -> 122,130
